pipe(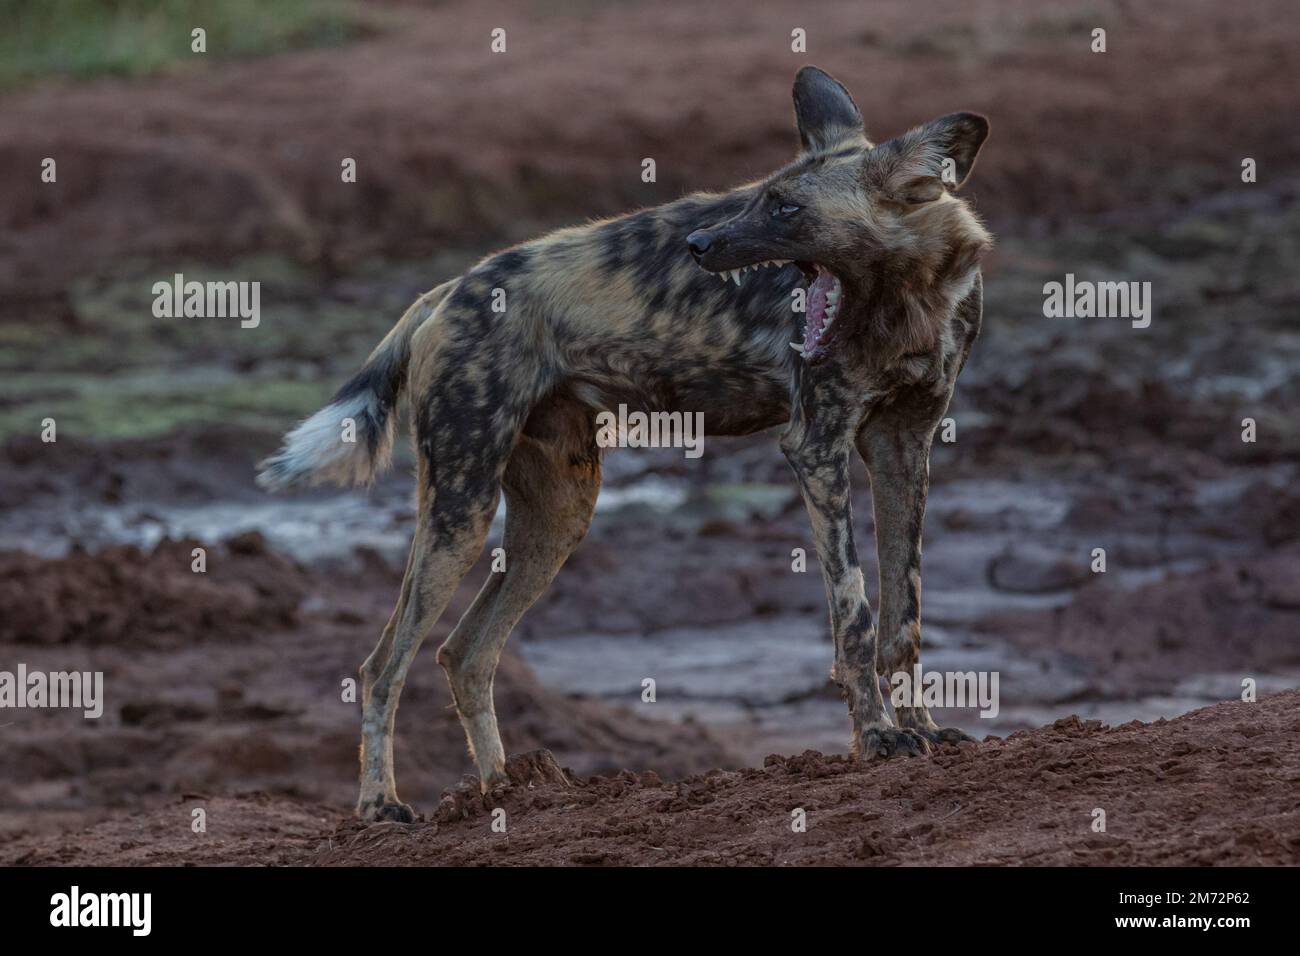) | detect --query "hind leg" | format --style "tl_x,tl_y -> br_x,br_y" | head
360,544 -> 415,711
437,399 -> 600,791
356,469 -> 500,822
